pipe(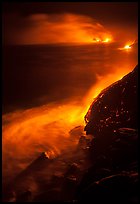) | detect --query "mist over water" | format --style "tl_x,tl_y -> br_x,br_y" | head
2,43 -> 138,189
